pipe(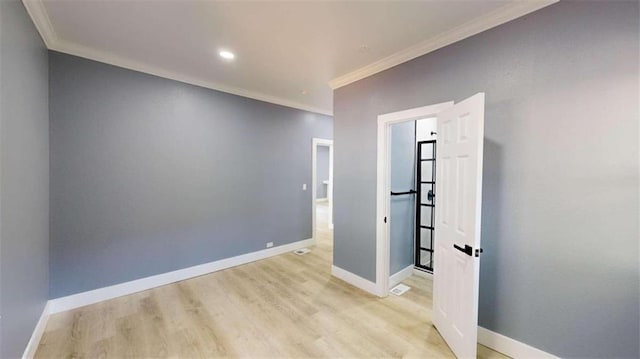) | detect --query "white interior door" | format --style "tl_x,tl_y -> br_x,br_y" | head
433,93 -> 485,358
